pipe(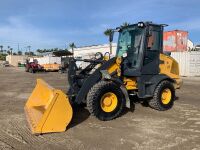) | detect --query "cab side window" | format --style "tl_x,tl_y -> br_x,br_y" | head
144,30 -> 161,65
147,30 -> 160,51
